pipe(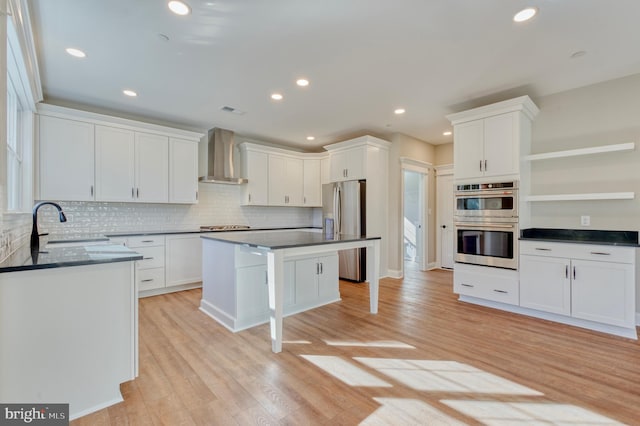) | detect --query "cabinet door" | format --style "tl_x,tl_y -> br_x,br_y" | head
169,138 -> 198,204
236,265 -> 269,322
242,150 -> 269,205
294,257 -> 319,306
453,120 -> 484,180
329,150 -> 347,182
135,133 -> 169,203
285,157 -> 304,206
571,259 -> 635,328
39,115 -> 95,201
166,235 -> 202,287
95,125 -> 135,201
303,159 -> 322,206
317,254 -> 339,302
520,255 -> 571,315
344,147 -> 365,180
268,155 -> 287,205
483,112 -> 517,178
